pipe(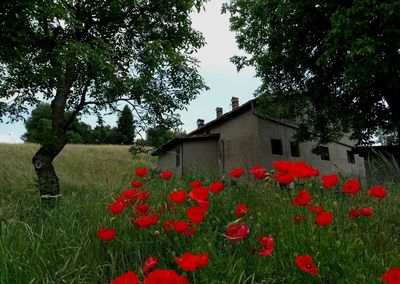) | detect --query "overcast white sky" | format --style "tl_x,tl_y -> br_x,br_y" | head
0,0 -> 261,143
